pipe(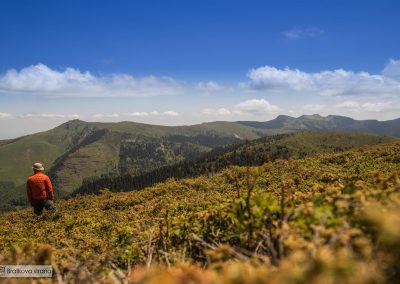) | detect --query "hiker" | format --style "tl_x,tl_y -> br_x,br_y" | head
26,162 -> 56,215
